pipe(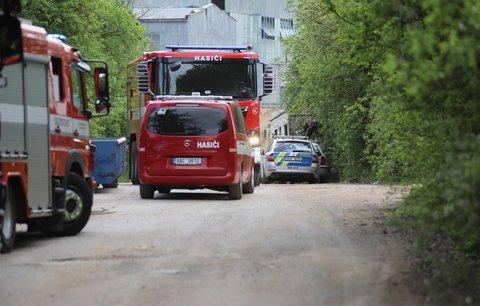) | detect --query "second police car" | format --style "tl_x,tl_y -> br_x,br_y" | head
262,136 -> 322,184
